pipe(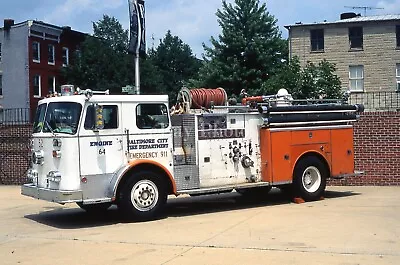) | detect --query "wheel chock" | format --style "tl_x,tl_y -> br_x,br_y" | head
293,197 -> 305,204
292,196 -> 325,204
